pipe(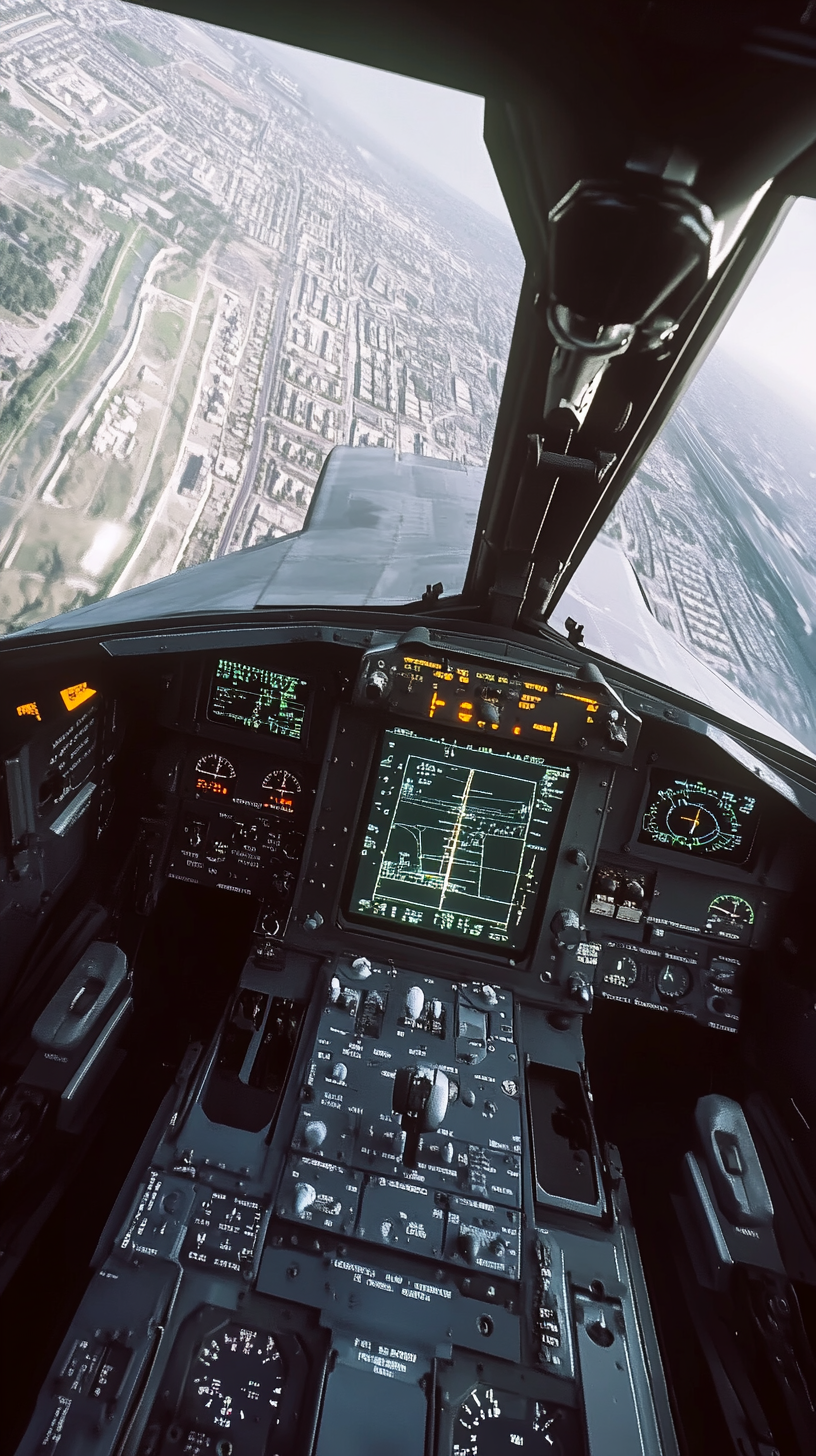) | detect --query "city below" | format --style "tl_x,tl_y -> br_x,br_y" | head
0,0 -> 522,632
